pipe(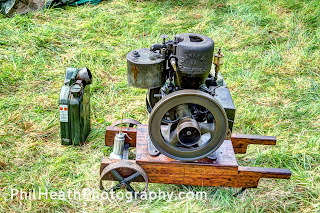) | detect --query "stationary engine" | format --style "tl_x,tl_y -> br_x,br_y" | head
127,33 -> 235,161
